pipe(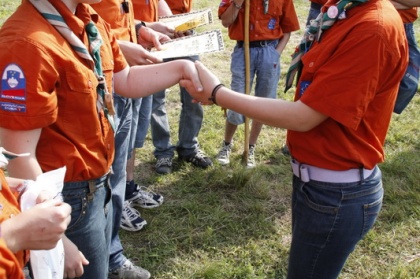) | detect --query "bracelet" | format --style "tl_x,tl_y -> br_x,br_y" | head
233,1 -> 242,9
208,84 -> 224,105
